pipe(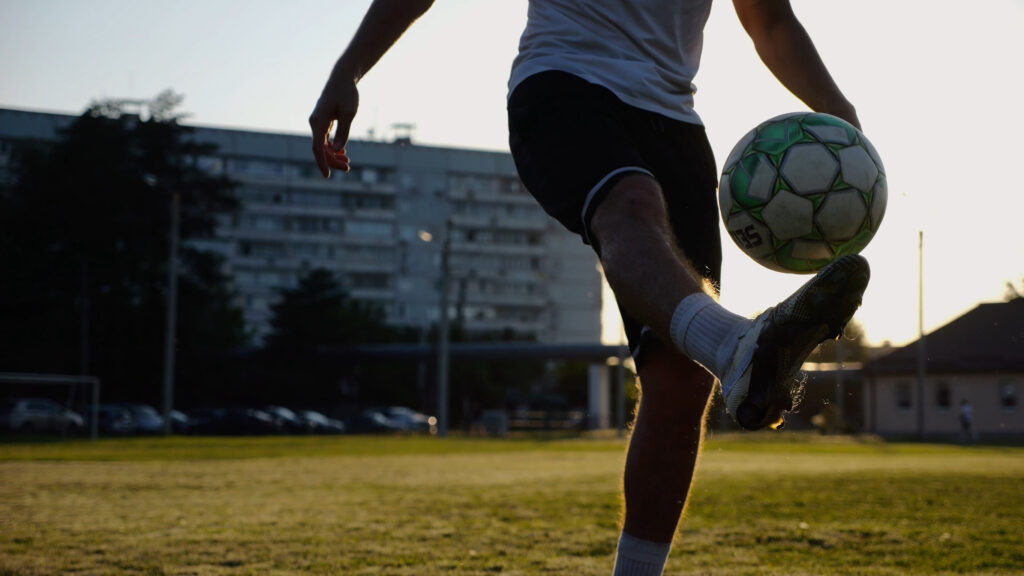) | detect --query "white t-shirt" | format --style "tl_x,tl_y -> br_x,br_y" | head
508,0 -> 713,126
